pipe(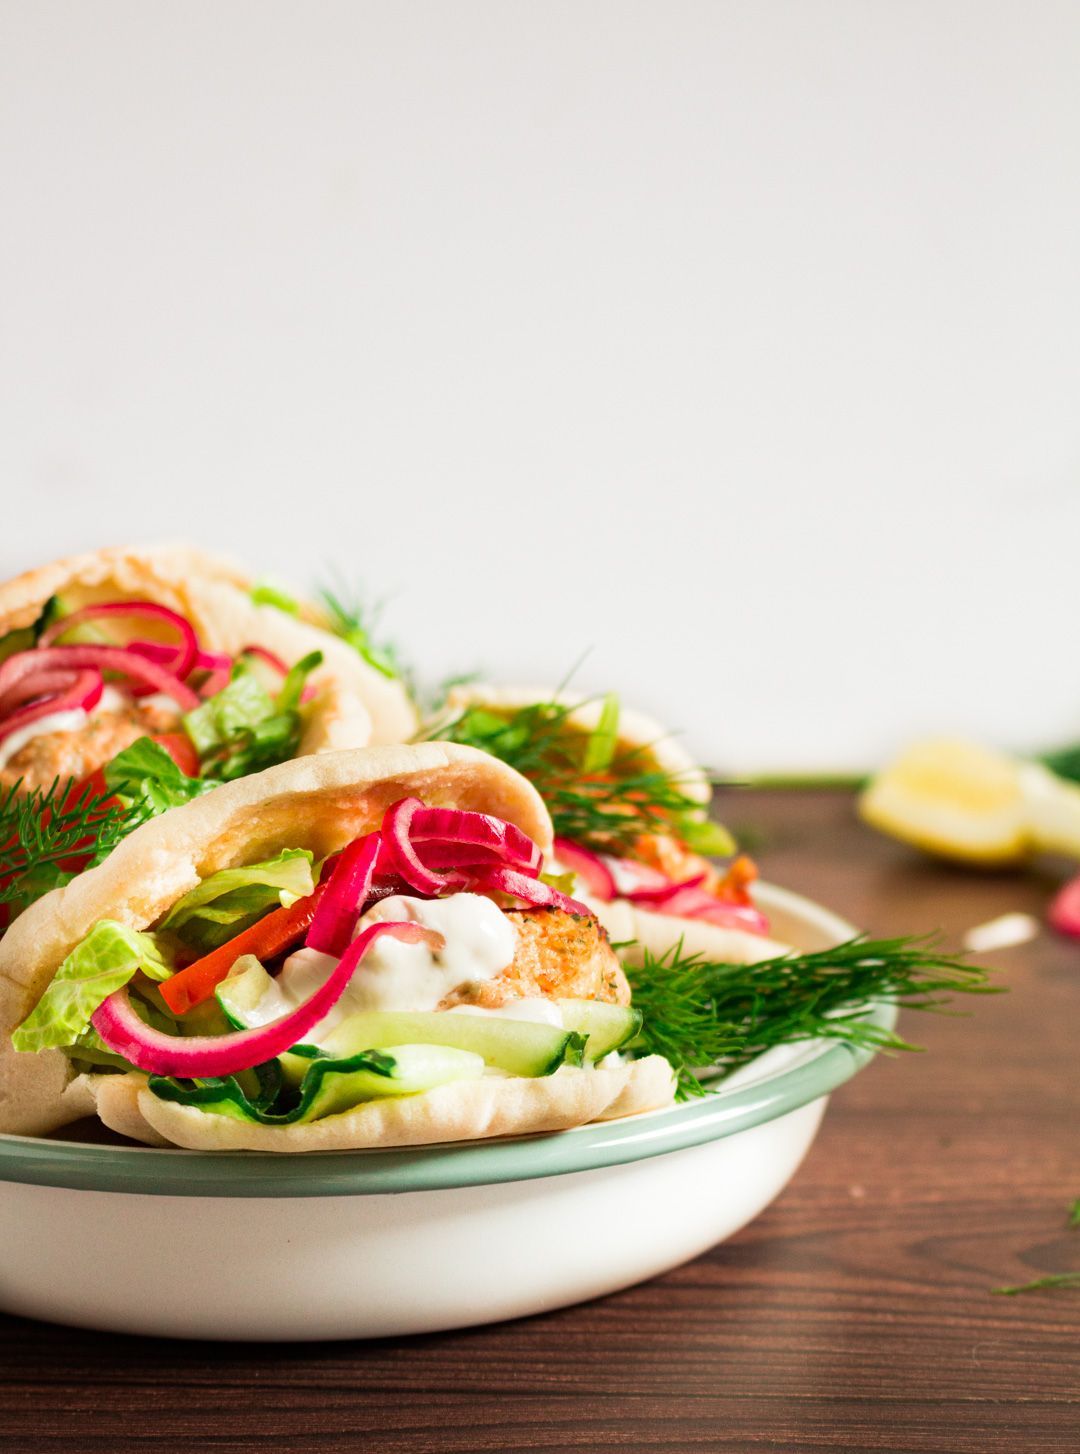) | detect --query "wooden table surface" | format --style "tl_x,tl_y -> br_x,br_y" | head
1,788 -> 1077,1453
